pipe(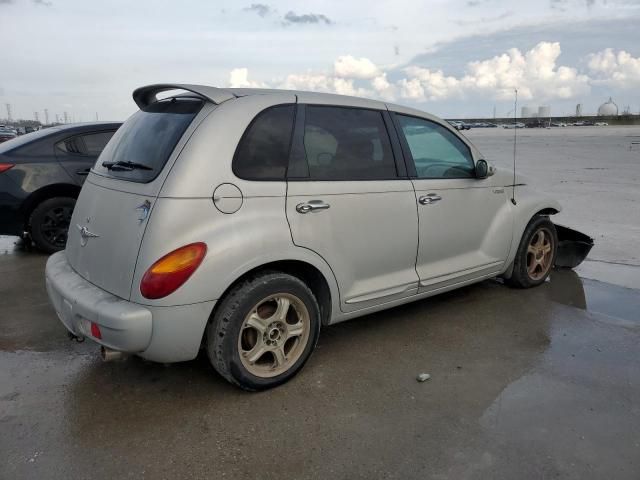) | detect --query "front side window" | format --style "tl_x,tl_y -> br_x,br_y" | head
396,115 -> 475,179
233,105 -> 295,180
302,106 -> 396,180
